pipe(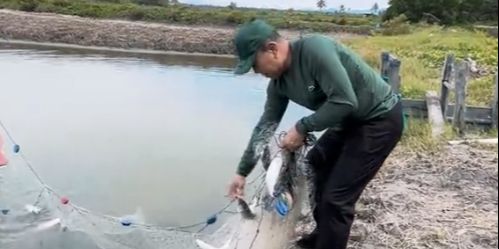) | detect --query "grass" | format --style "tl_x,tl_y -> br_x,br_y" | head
0,0 -> 379,32
399,118 -> 498,152
352,26 -> 498,149
344,26 -> 498,106
400,118 -> 457,152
